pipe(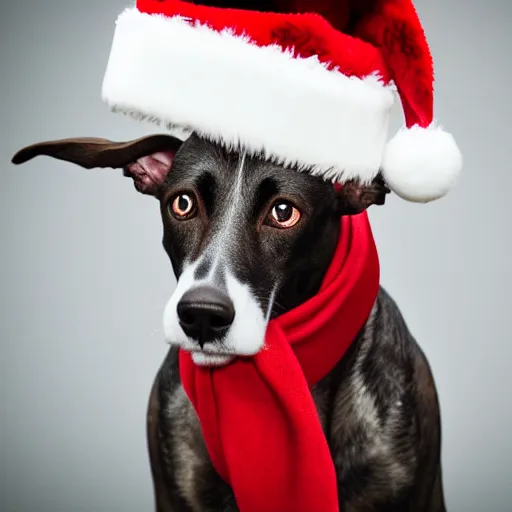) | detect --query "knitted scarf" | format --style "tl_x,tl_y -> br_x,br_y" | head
179,211 -> 380,512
